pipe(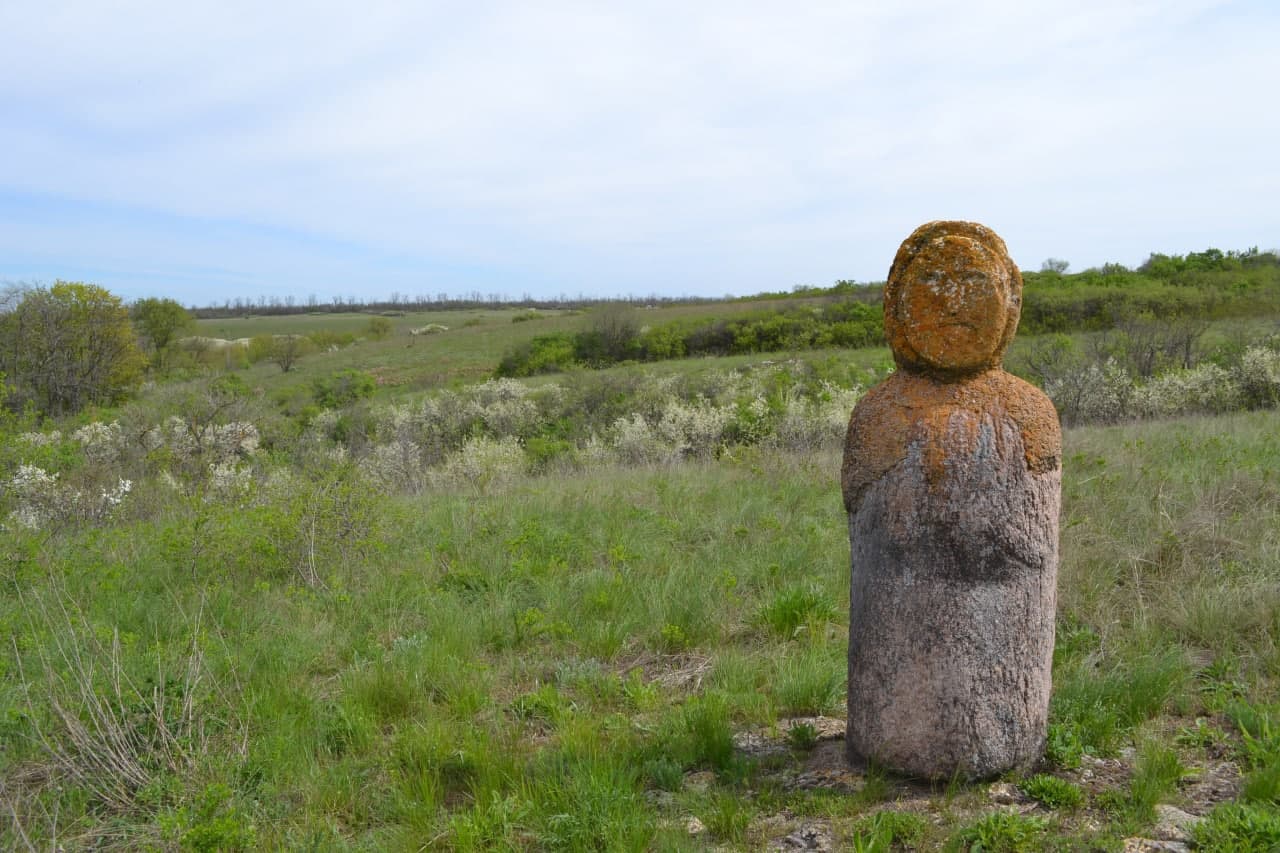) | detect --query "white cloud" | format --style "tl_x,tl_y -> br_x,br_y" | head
0,0 -> 1276,299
